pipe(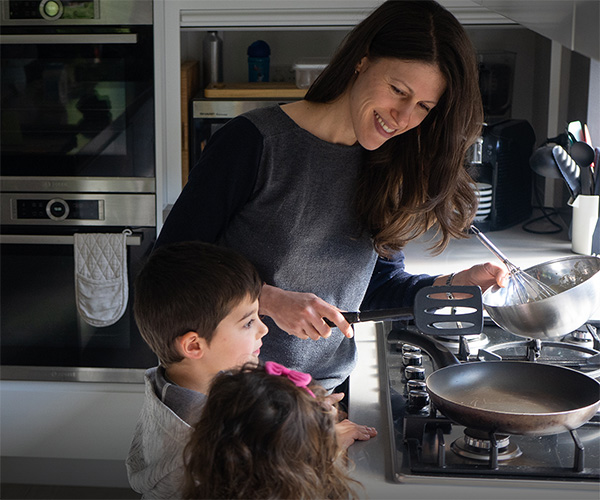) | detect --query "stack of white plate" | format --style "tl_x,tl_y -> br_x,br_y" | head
472,182 -> 492,221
